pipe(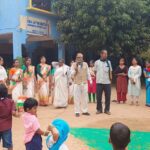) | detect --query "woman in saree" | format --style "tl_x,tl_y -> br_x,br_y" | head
22,57 -> 35,98
143,61 -> 150,107
9,59 -> 23,102
52,59 -> 70,108
0,57 -> 8,85
37,56 -> 51,106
